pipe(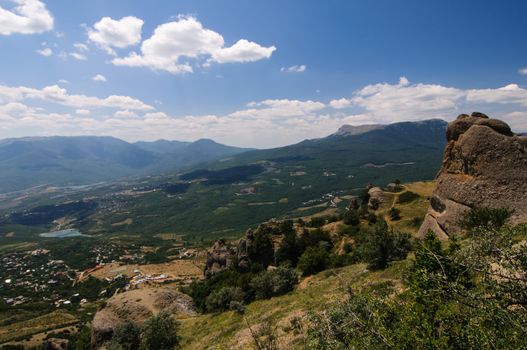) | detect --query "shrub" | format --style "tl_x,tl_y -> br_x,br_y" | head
411,216 -> 423,227
343,209 -> 360,226
141,311 -> 180,350
109,322 -> 140,350
459,207 -> 514,230
298,246 -> 331,276
308,216 -> 327,228
357,220 -> 411,270
389,207 -> 401,221
205,286 -> 245,312
397,191 -> 419,204
250,267 -> 298,300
